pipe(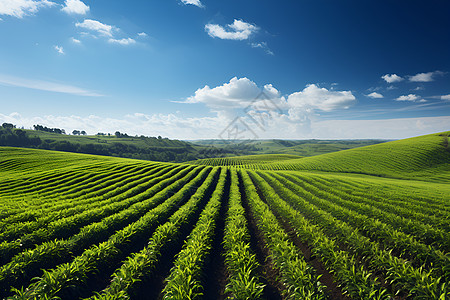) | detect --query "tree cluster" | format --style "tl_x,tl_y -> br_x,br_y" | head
72,130 -> 87,136
33,125 -> 66,135
0,126 -> 41,147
